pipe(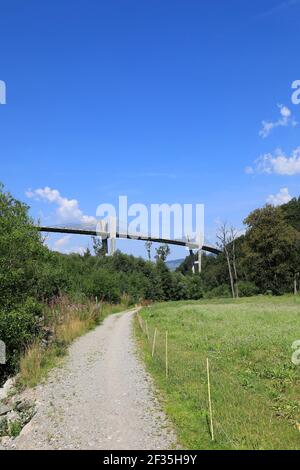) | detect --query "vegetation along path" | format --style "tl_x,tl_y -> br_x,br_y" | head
8,310 -> 176,450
